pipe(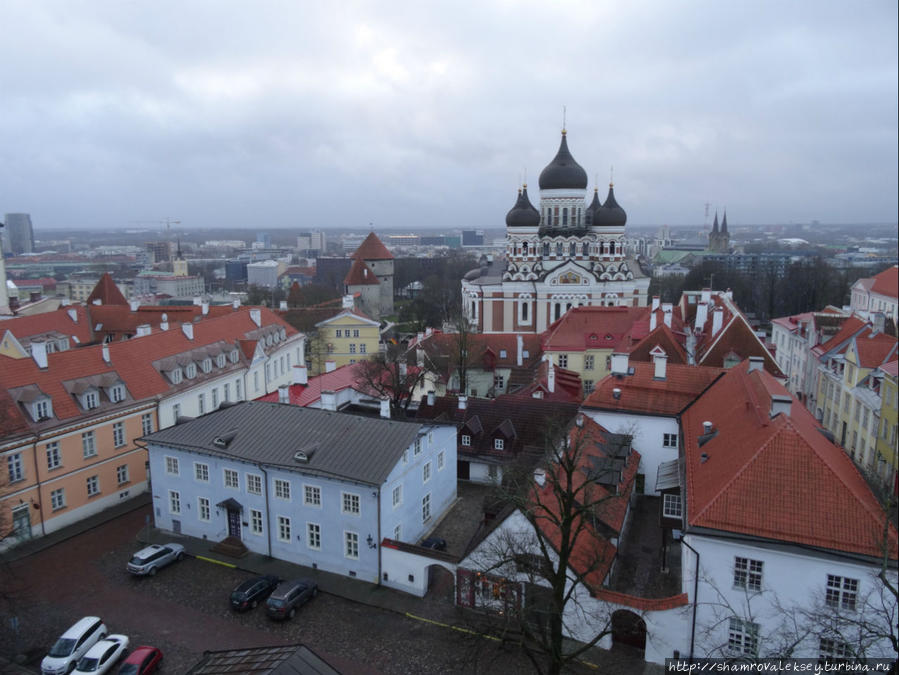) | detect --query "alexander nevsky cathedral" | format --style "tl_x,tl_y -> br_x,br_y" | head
461,129 -> 650,334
